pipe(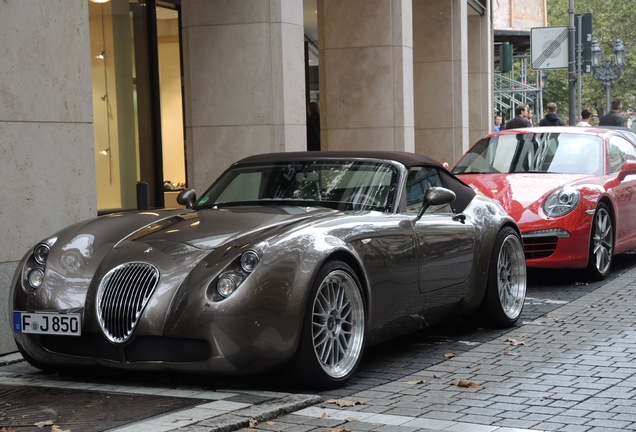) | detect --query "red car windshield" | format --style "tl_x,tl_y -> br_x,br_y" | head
452,132 -> 604,175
